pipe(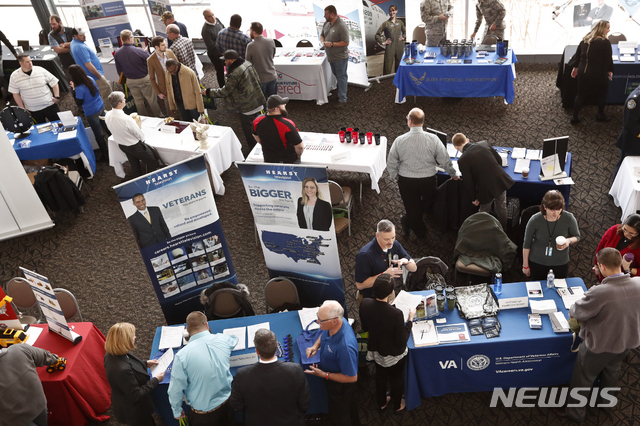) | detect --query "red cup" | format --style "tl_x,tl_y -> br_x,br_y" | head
339,131 -> 345,143
352,131 -> 358,141
346,127 -> 353,133
366,132 -> 373,144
